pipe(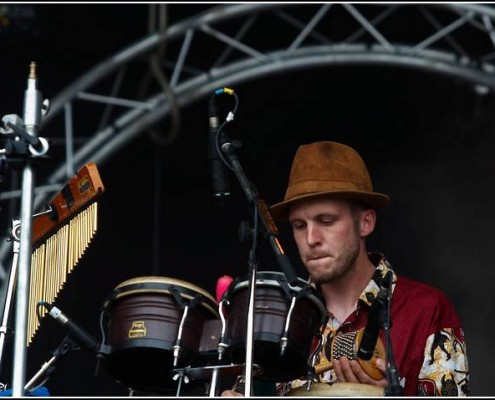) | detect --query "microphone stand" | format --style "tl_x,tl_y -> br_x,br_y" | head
383,275 -> 403,396
0,62 -> 49,397
24,334 -> 80,393
220,136 -> 298,397
0,220 -> 21,379
222,139 -> 298,285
